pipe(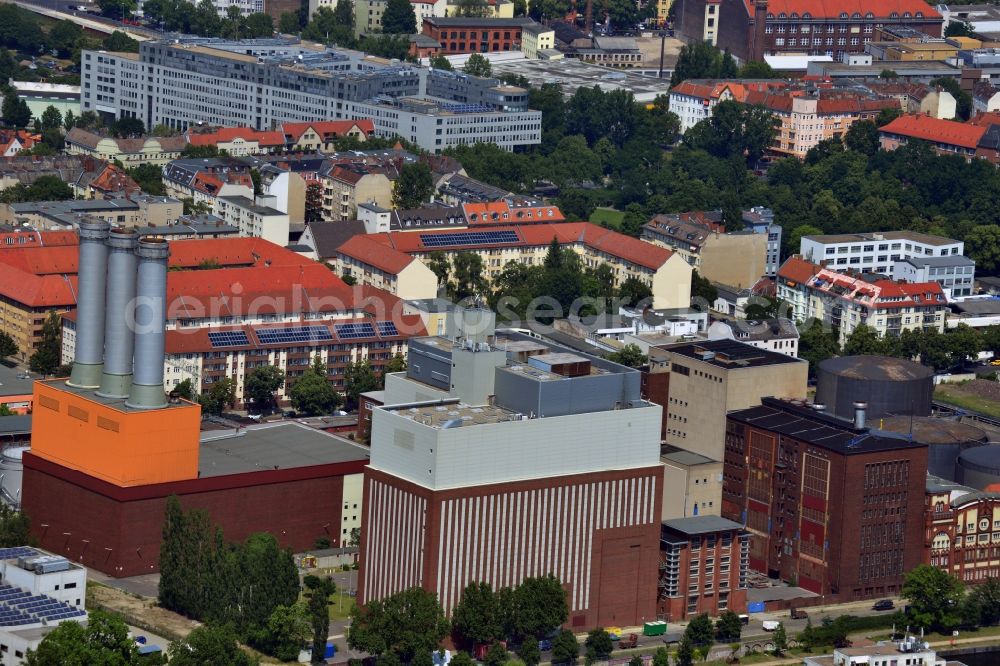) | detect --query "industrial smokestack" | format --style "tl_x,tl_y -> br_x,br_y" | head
67,218 -> 110,389
853,401 -> 868,430
96,228 -> 139,399
125,237 -> 170,410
